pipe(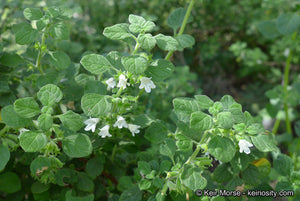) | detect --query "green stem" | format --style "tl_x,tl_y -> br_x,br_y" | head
132,42 -> 140,54
165,0 -> 196,60
160,182 -> 169,197
0,125 -> 8,137
283,32 -> 297,134
111,144 -> 117,162
116,87 -> 123,97
272,119 -> 280,134
135,88 -> 145,101
36,32 -> 46,74
185,144 -> 201,165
